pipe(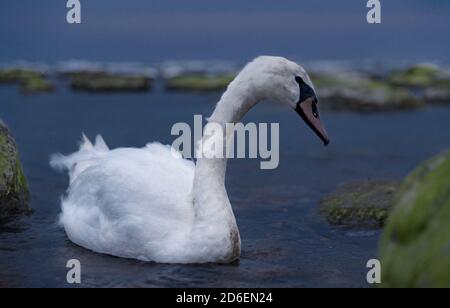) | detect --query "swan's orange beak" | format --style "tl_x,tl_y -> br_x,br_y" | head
296,97 -> 330,146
